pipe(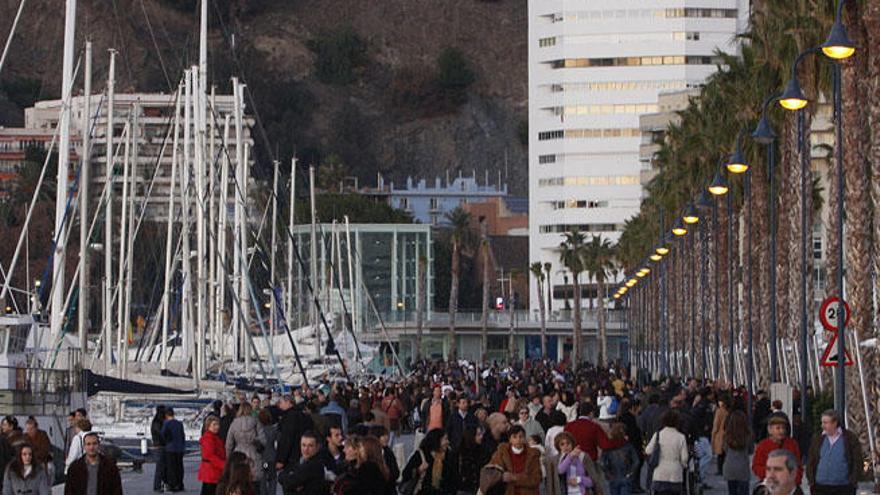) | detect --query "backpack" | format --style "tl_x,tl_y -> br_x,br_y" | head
608,397 -> 620,416
646,432 -> 661,470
